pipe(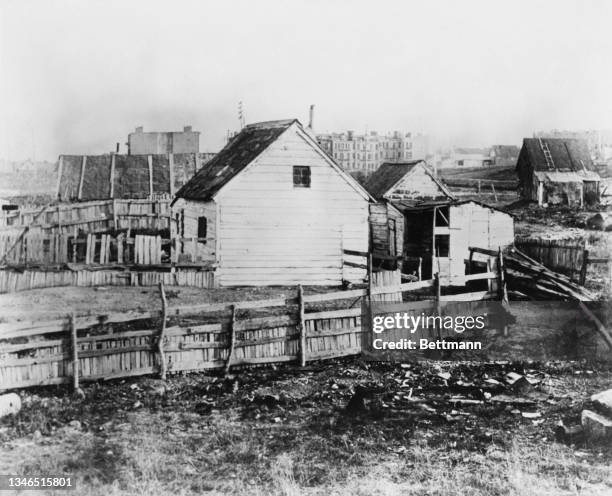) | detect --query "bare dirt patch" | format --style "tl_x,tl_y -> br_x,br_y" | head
1,359 -> 611,495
